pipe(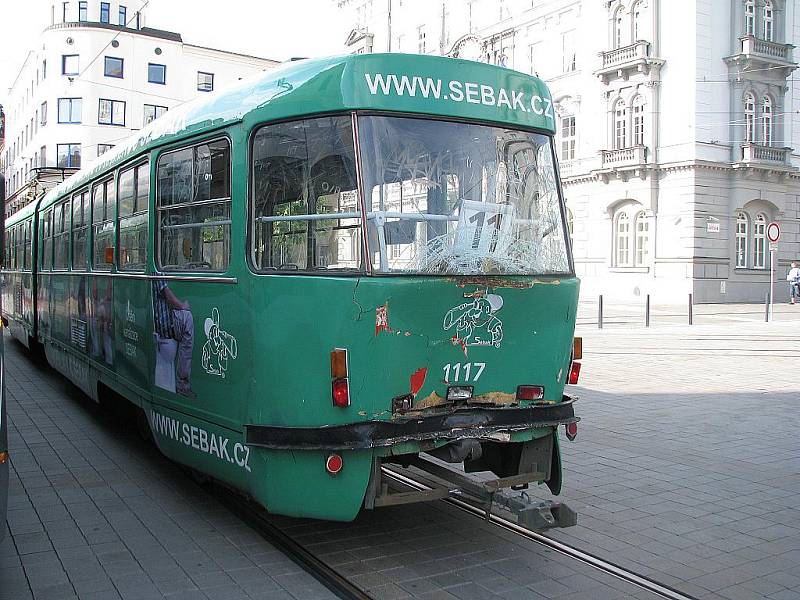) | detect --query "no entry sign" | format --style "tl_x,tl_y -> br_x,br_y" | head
767,222 -> 780,243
